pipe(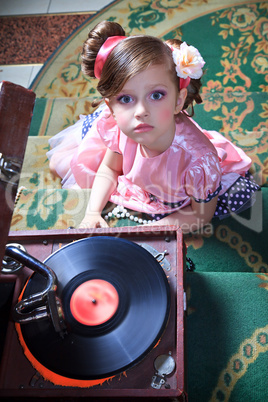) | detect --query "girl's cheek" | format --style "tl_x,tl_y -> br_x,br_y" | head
160,108 -> 173,121
115,114 -> 129,127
